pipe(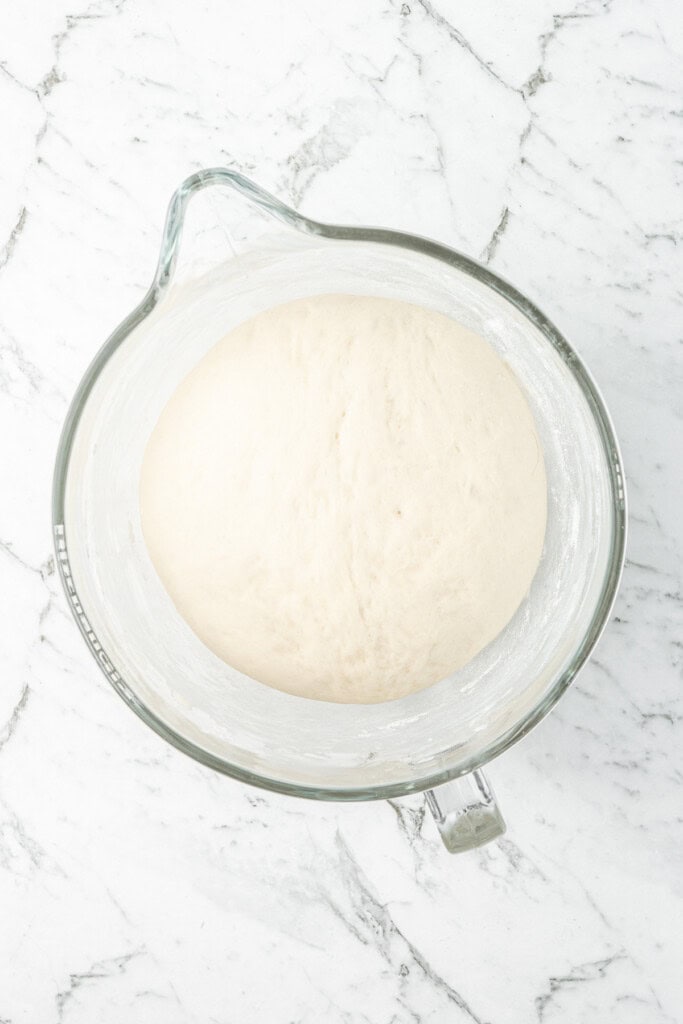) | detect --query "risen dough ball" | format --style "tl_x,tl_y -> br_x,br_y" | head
140,294 -> 546,703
